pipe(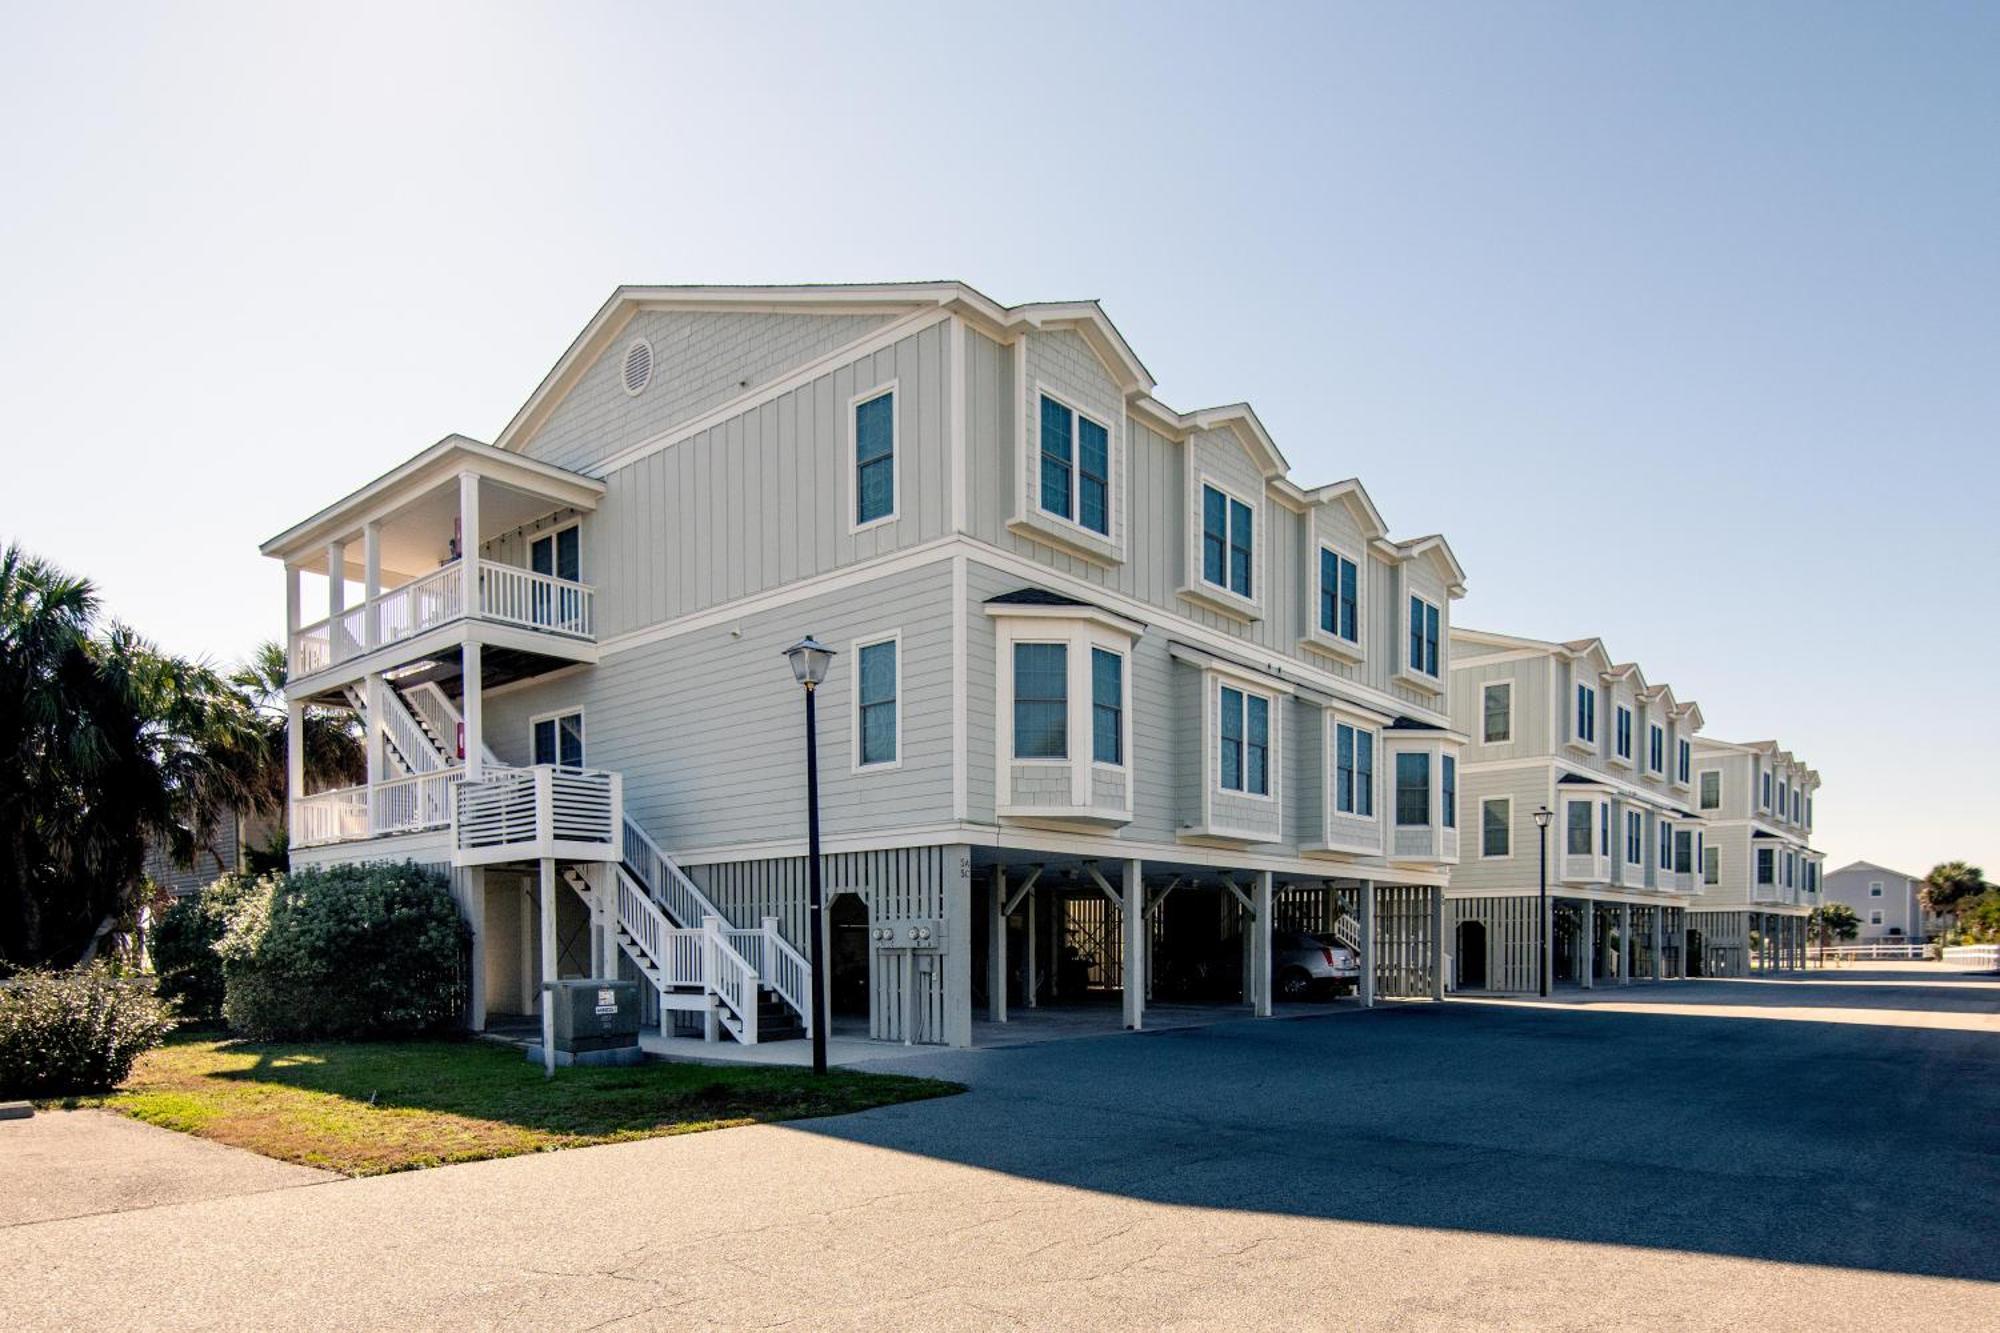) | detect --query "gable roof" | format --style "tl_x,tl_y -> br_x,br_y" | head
1828,860 -> 1920,882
